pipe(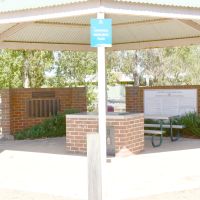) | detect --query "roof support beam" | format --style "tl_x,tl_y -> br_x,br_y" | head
1,36 -> 200,51
113,18 -> 170,27
35,18 -> 169,28
0,23 -> 31,41
0,41 -> 94,51
111,36 -> 200,51
178,19 -> 200,32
